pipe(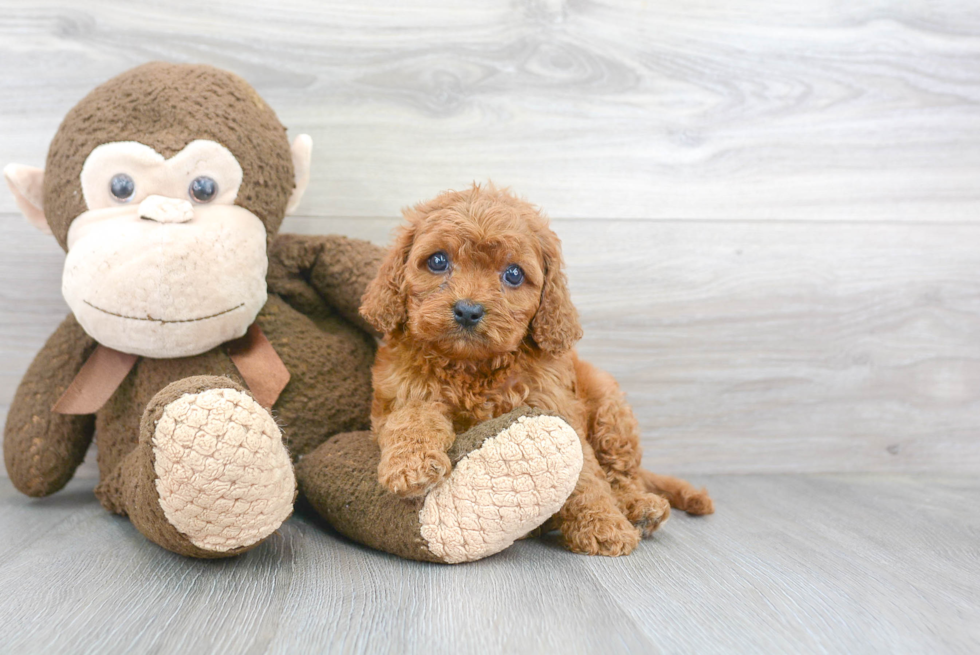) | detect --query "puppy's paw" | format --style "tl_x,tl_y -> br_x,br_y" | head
626,491 -> 671,538
378,447 -> 452,498
679,487 -> 715,515
561,510 -> 641,557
